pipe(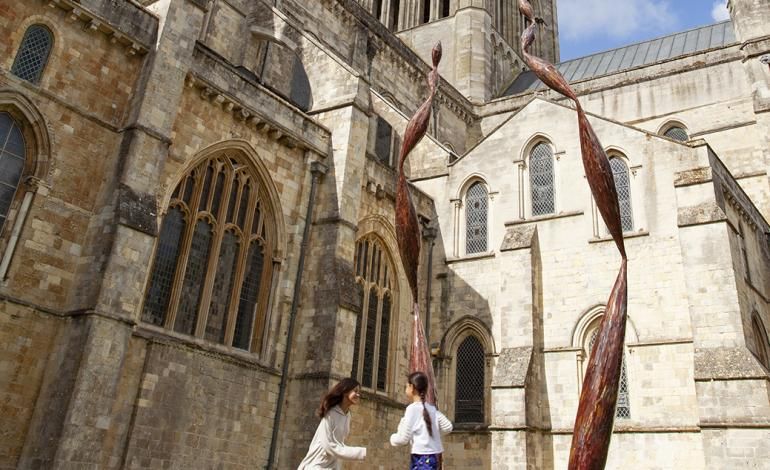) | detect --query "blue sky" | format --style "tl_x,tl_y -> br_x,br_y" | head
557,0 -> 731,61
